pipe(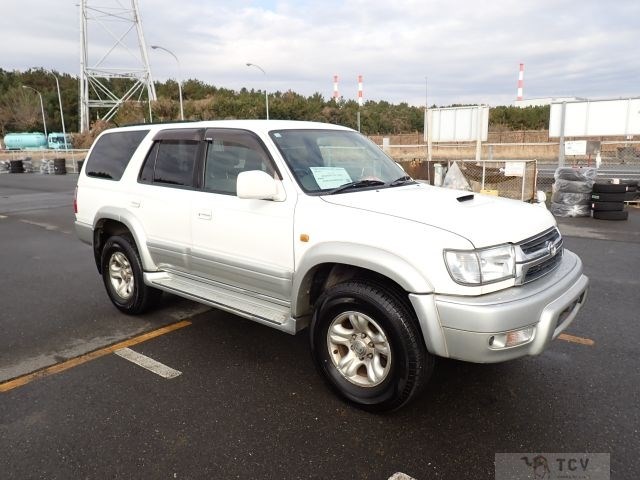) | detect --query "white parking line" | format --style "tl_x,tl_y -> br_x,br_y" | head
114,348 -> 182,379
388,473 -> 416,480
